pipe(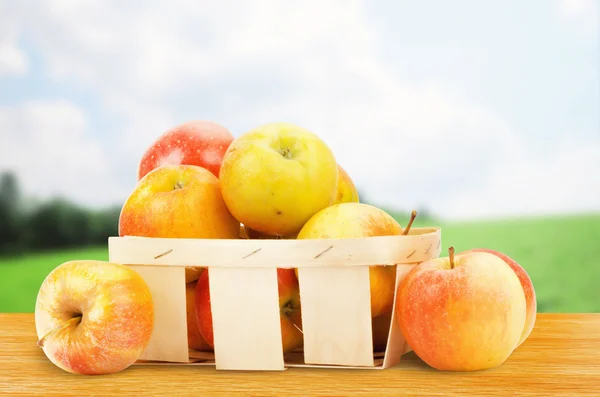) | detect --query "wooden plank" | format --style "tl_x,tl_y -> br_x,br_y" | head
297,266 -> 373,367
208,267 -> 284,371
107,228 -> 441,269
126,265 -> 189,363
2,314 -> 599,396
